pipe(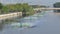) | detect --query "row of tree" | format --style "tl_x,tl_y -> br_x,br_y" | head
0,3 -> 34,16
